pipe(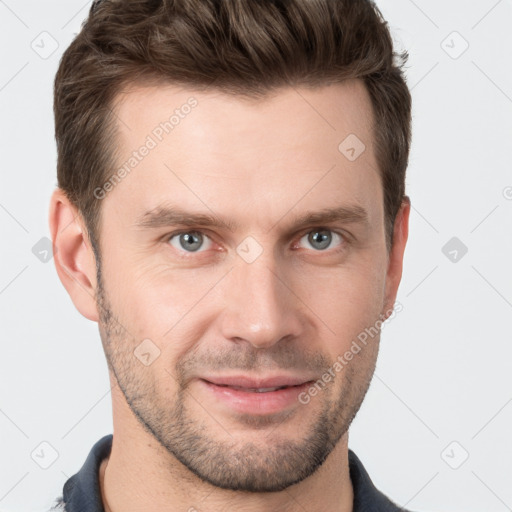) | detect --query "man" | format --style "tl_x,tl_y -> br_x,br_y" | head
48,0 -> 413,510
